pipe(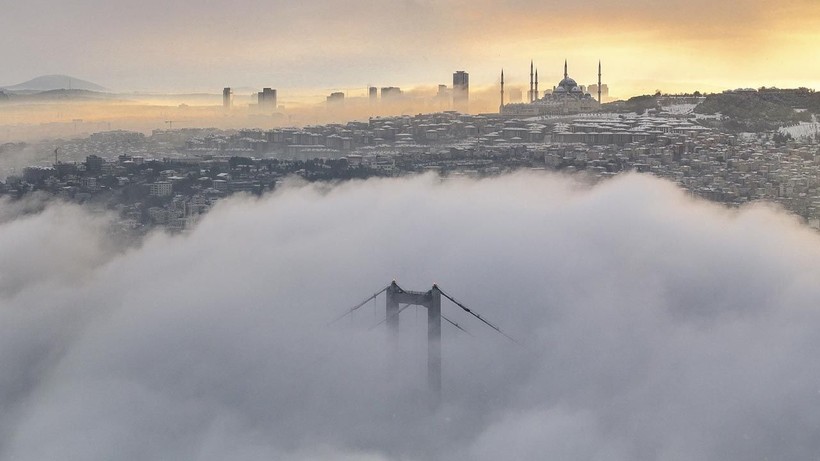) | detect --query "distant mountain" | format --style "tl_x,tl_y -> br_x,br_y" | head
23,89 -> 118,101
2,75 -> 107,92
